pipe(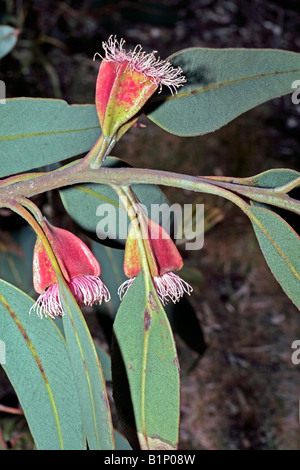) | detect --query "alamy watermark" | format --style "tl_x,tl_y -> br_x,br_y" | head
0,340 -> 6,365
291,340 -> 300,365
95,199 -> 205,250
291,80 -> 300,105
